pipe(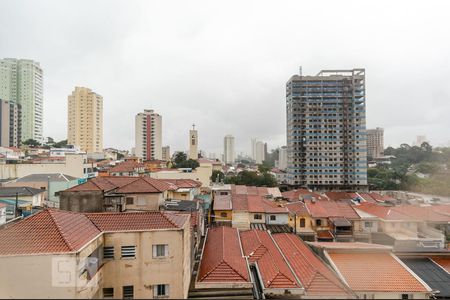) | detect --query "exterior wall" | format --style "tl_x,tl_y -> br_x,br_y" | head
0,206 -> 6,225
101,228 -> 191,299
0,99 -> 21,147
355,292 -> 428,299
367,127 -> 384,159
288,214 -> 315,234
250,212 -> 266,224
0,235 -> 104,299
0,154 -> 92,179
67,87 -> 103,153
213,209 -> 232,223
124,193 -> 164,211
149,167 -> 212,188
232,211 -> 250,230
59,191 -> 105,212
265,213 -> 289,225
189,129 -> 198,160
